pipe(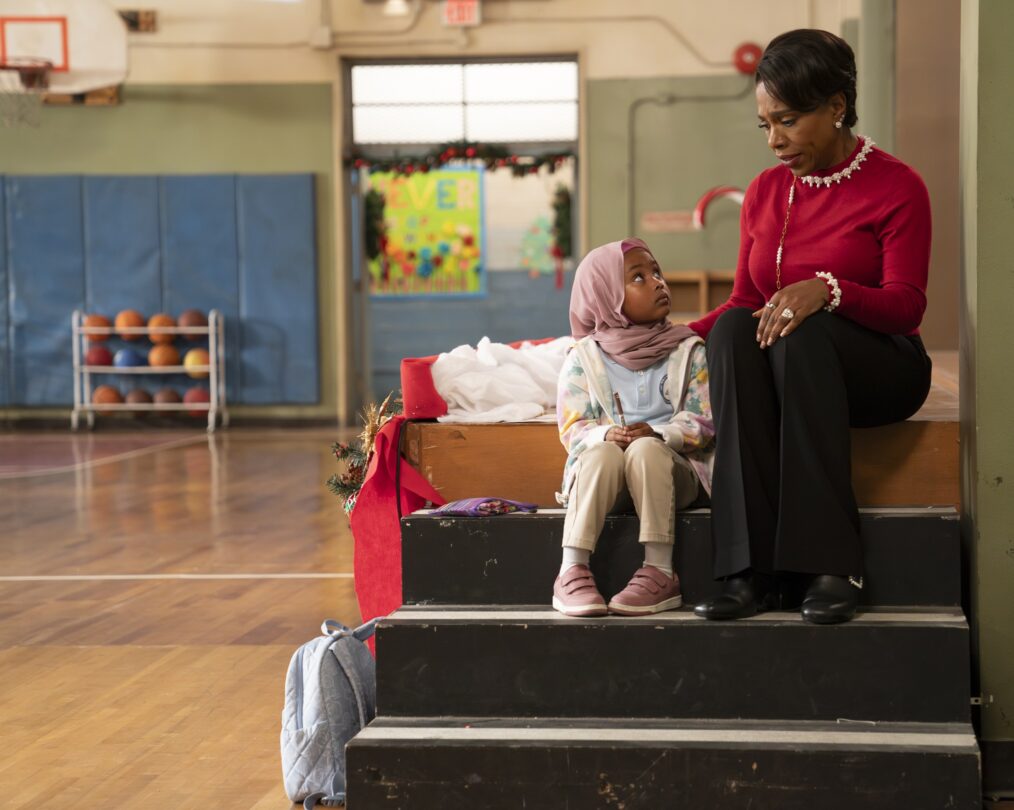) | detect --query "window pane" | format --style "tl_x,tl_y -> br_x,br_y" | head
351,64 -> 463,104
466,102 -> 578,142
464,62 -> 578,103
354,105 -> 464,143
